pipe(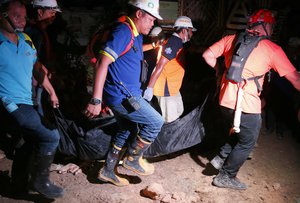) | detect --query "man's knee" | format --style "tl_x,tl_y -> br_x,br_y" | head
140,115 -> 163,142
49,129 -> 60,145
152,115 -> 164,131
